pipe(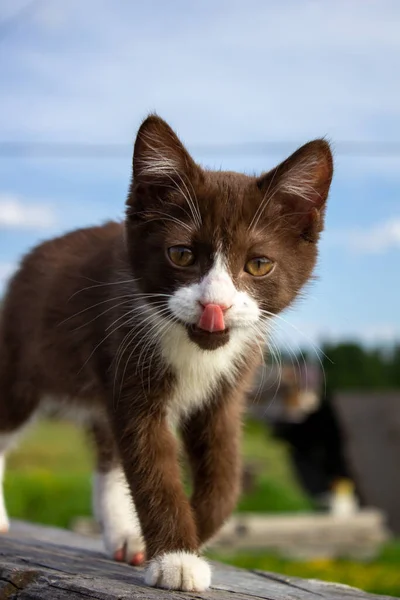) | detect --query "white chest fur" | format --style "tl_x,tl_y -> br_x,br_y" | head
160,323 -> 250,426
